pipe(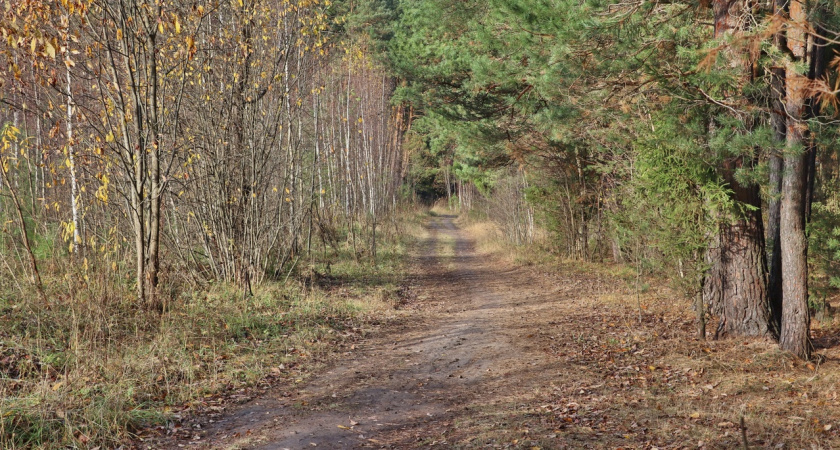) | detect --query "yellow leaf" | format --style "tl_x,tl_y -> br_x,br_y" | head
45,41 -> 55,59
52,381 -> 63,391
690,412 -> 701,419
337,425 -> 349,429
